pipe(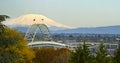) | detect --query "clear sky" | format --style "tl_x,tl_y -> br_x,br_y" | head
0,0 -> 120,27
